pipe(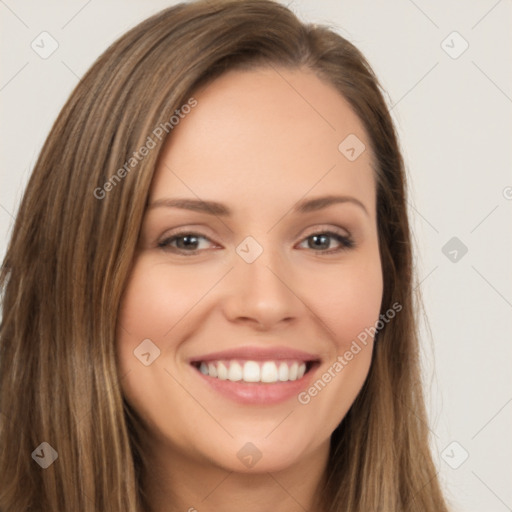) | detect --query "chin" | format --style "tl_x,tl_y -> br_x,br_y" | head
203,434 -> 321,474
